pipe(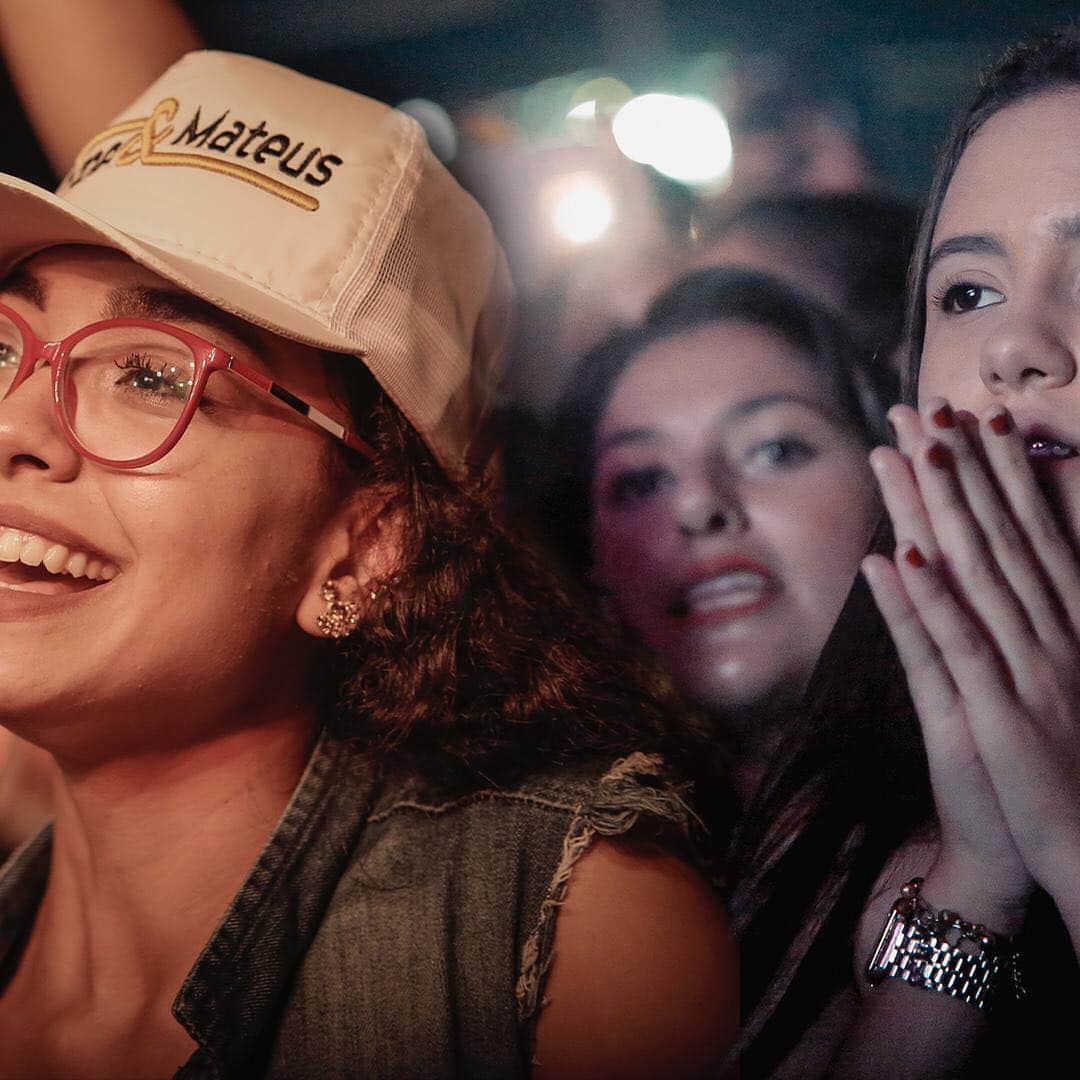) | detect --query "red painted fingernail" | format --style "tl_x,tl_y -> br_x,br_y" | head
926,442 -> 953,469
988,410 -> 1014,435
931,403 -> 954,429
904,544 -> 927,569
955,409 -> 977,427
